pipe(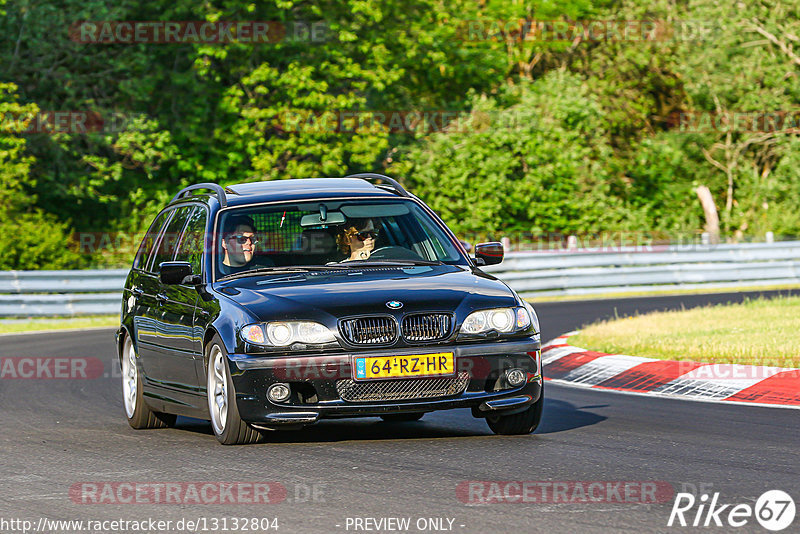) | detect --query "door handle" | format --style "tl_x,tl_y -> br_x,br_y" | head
156,293 -> 168,304
132,287 -> 143,298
